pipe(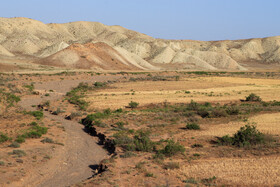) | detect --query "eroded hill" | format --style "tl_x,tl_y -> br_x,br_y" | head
0,17 -> 280,71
